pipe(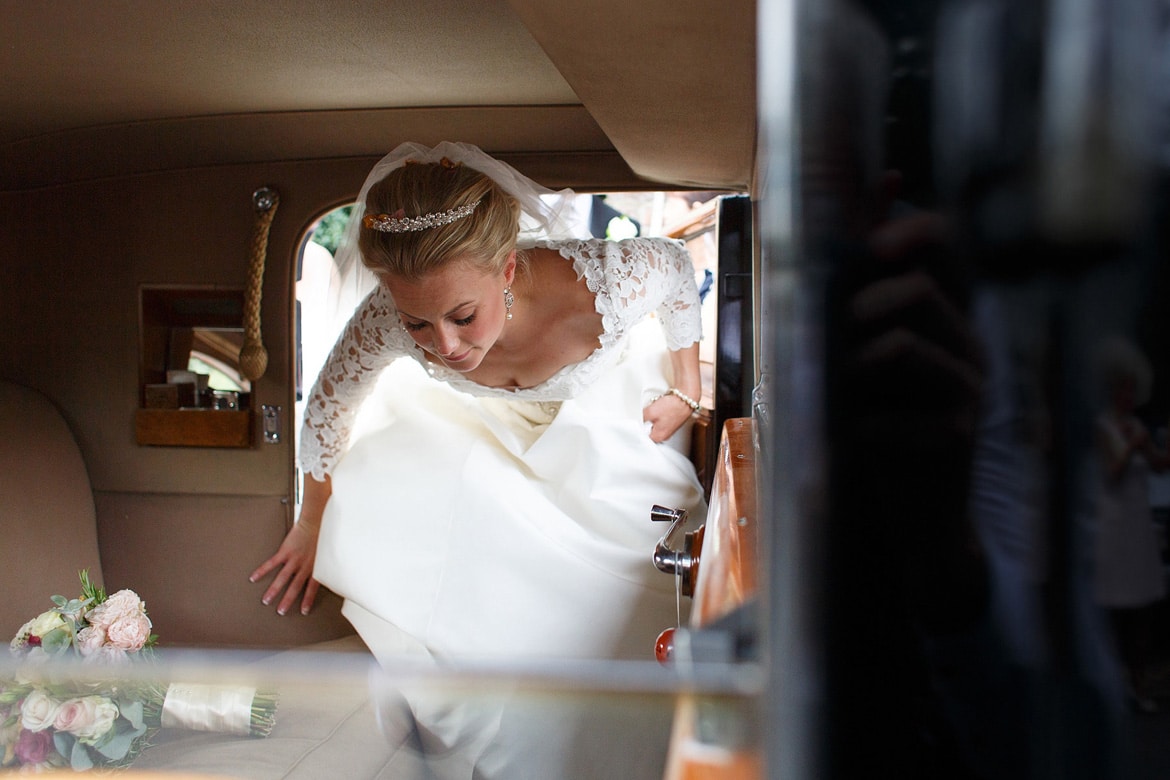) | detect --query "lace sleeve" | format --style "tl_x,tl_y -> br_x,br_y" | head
298,286 -> 410,480
592,237 -> 702,350
646,238 -> 703,349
